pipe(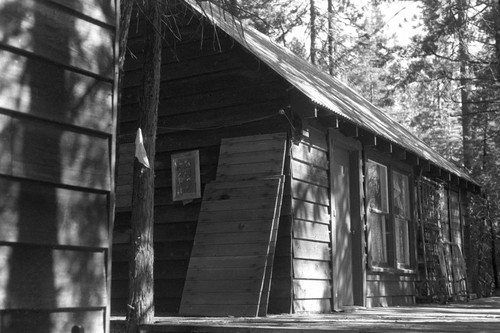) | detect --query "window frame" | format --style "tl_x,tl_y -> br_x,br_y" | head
392,170 -> 411,269
365,152 -> 416,273
366,160 -> 391,268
